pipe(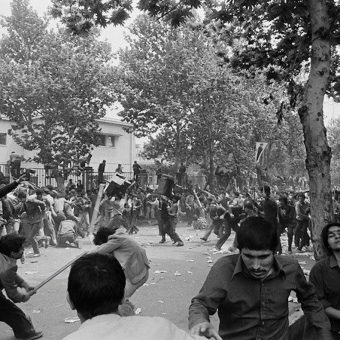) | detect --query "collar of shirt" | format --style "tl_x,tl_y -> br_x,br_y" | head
329,254 -> 339,268
231,254 -> 286,280
79,313 -> 120,331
